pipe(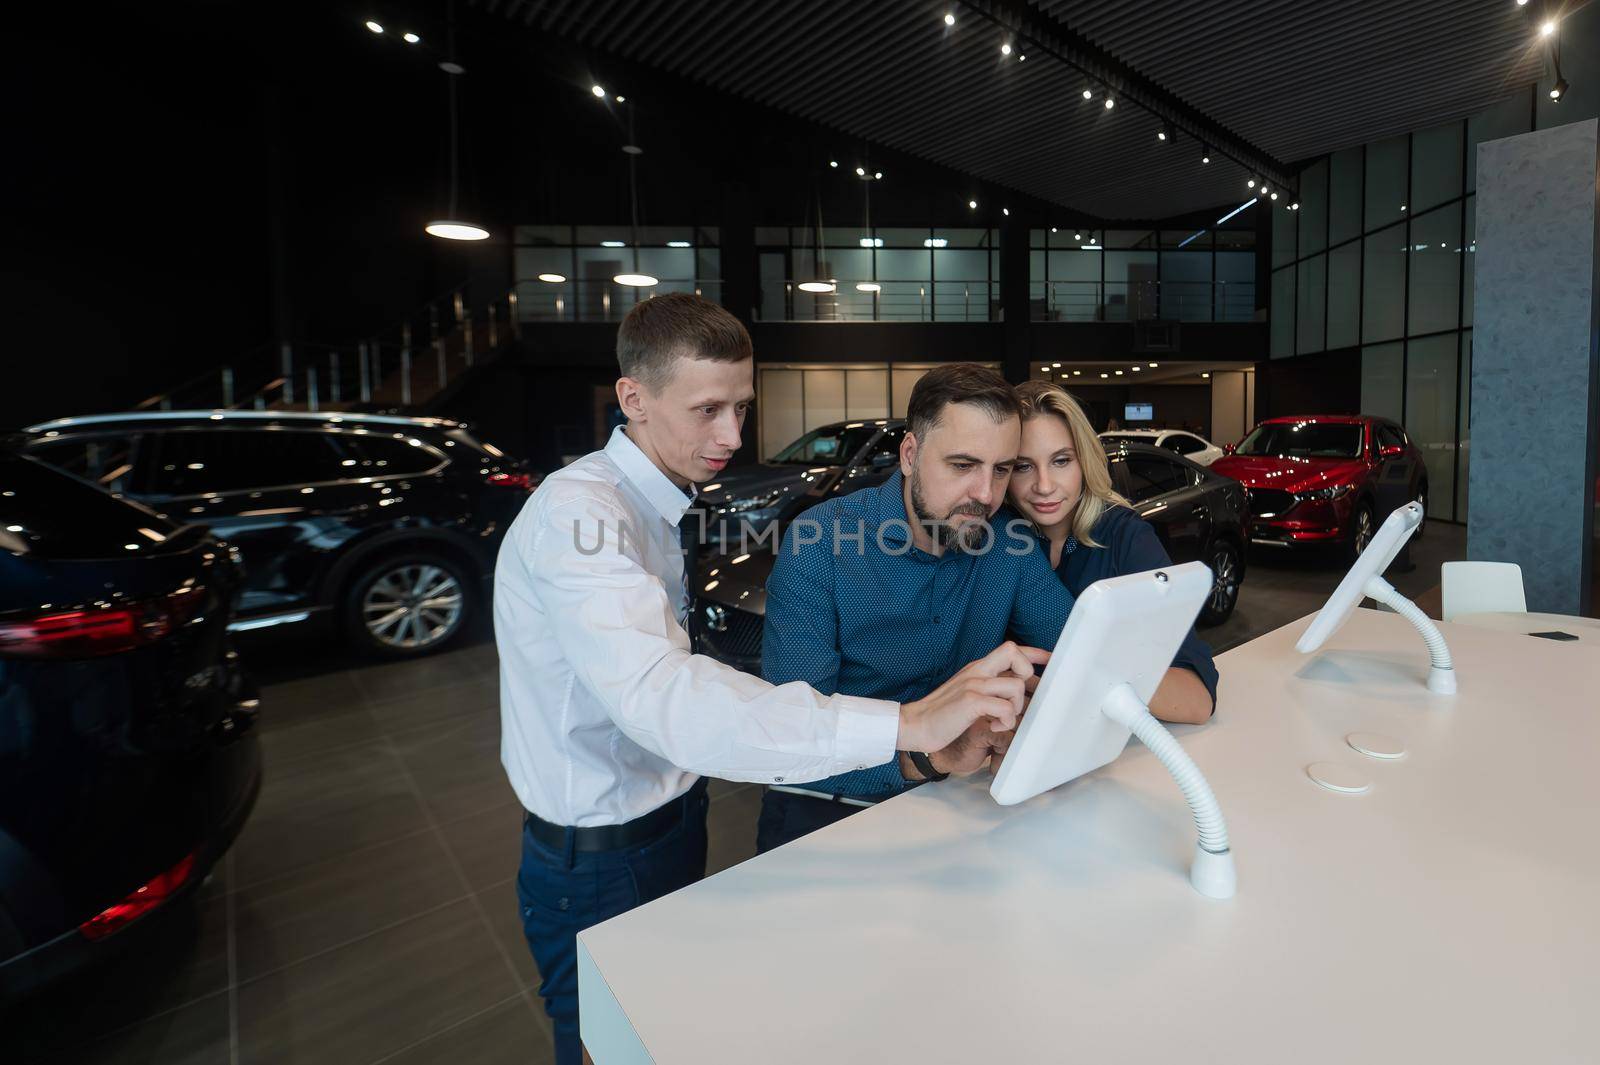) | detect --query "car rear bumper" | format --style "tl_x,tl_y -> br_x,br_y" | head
0,703 -> 262,1000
